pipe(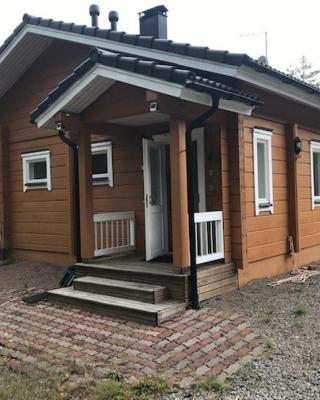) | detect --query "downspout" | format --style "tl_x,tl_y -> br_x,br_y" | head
56,122 -> 81,263
186,94 -> 220,309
